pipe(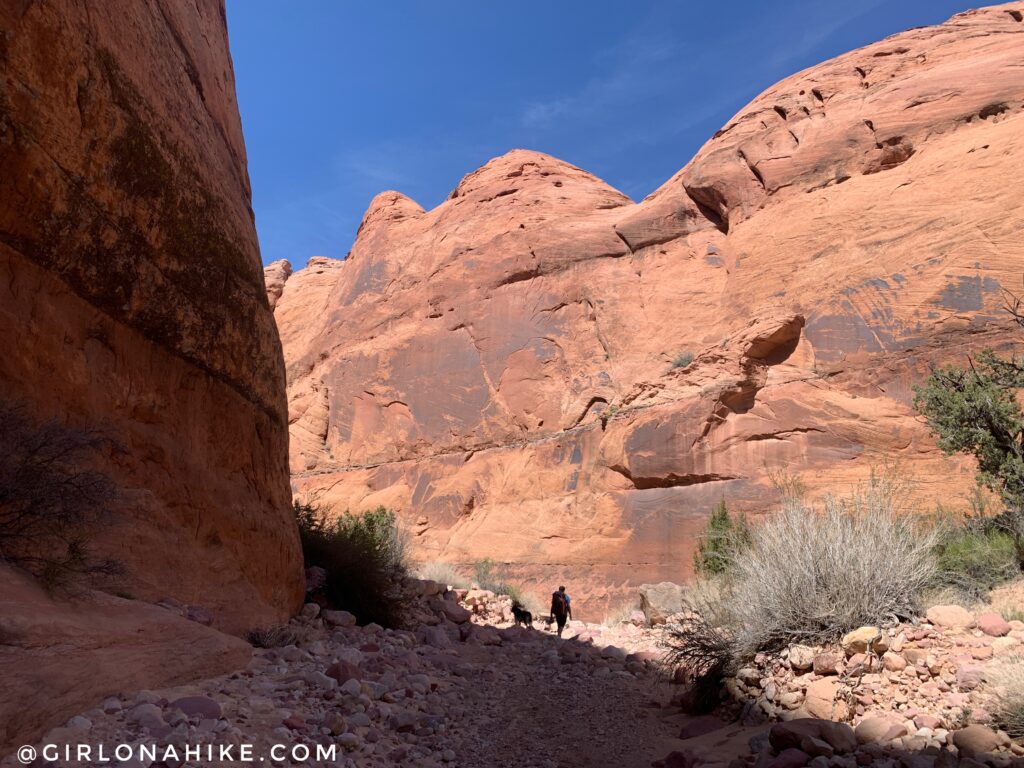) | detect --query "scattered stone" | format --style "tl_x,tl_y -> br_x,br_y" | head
804,678 -> 849,721
169,695 -> 221,719
840,627 -> 888,656
770,721 -> 856,755
438,601 -> 472,624
813,652 -> 843,676
66,715 -> 92,730
101,697 -> 122,714
956,662 -> 985,691
638,582 -> 686,625
321,609 -> 357,627
854,717 -> 907,745
953,725 -> 1000,757
127,702 -> 164,730
926,605 -> 974,629
977,613 -> 1011,637
788,645 -> 815,671
881,652 -> 907,672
